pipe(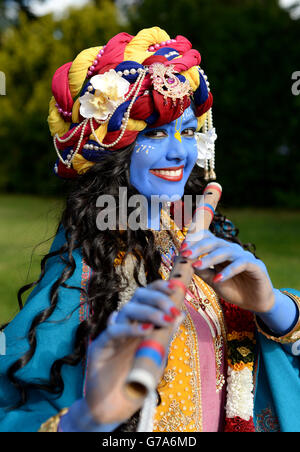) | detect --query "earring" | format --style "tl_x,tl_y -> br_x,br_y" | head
195,108 -> 217,180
